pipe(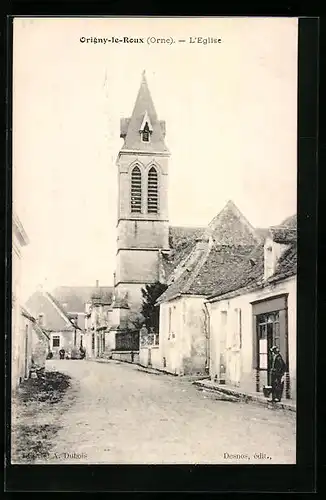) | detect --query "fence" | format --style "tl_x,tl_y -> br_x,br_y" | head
140,330 -> 159,348
115,330 -> 140,351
